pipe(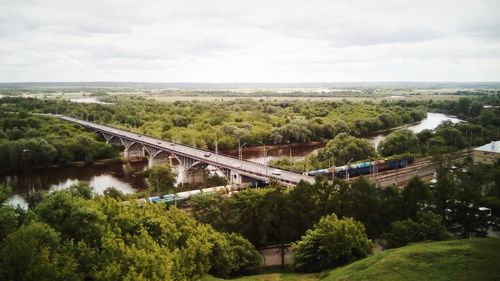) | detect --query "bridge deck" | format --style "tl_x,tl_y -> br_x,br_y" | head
57,115 -> 314,185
